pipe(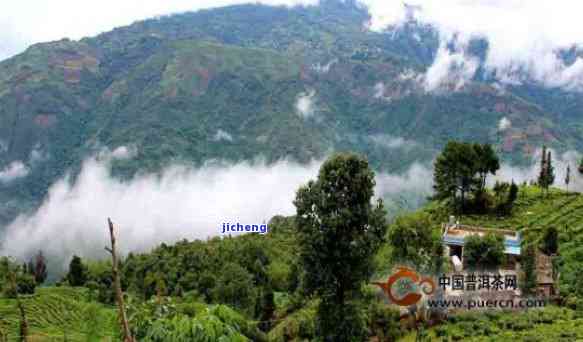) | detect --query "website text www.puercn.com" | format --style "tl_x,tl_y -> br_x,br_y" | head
427,297 -> 546,310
